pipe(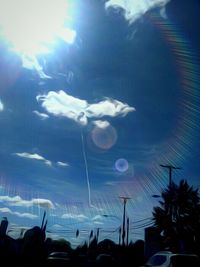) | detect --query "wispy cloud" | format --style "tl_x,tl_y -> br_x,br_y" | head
0,195 -> 54,209
0,99 -> 4,111
105,0 -> 170,23
37,90 -> 135,126
14,152 -> 70,169
0,207 -> 38,219
33,110 -> 49,120
61,213 -> 88,221
56,161 -> 69,167
14,152 -> 52,166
